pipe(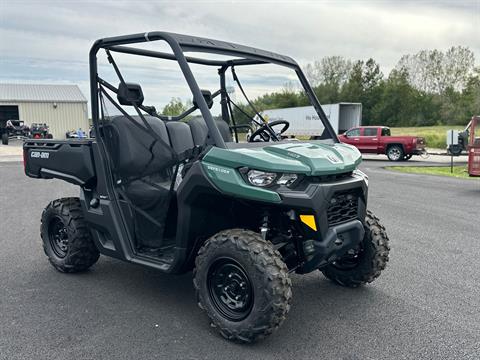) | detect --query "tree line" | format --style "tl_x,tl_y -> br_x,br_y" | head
163,46 -> 479,128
